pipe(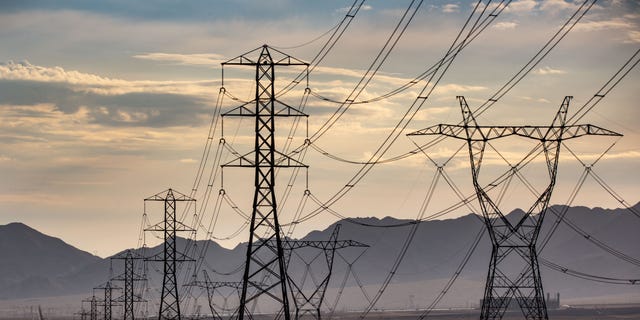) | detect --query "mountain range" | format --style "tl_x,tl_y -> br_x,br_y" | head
0,204 -> 638,312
